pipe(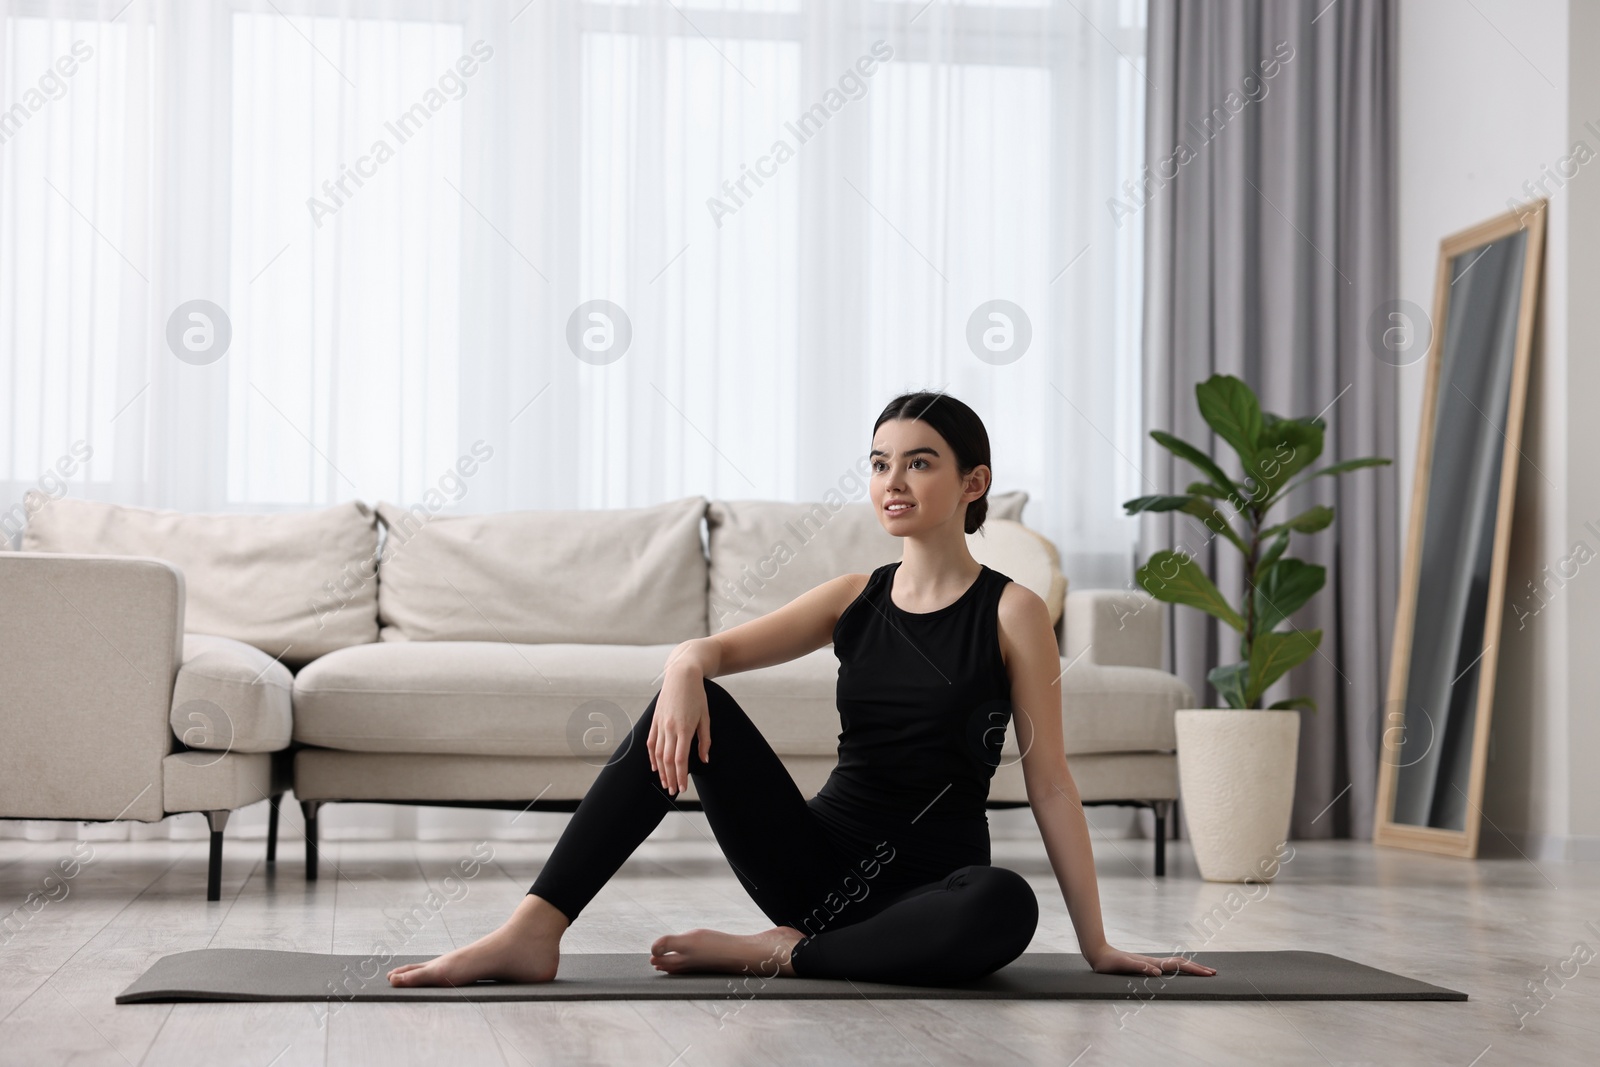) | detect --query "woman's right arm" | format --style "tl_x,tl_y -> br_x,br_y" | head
649,573 -> 868,794
664,573 -> 869,682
